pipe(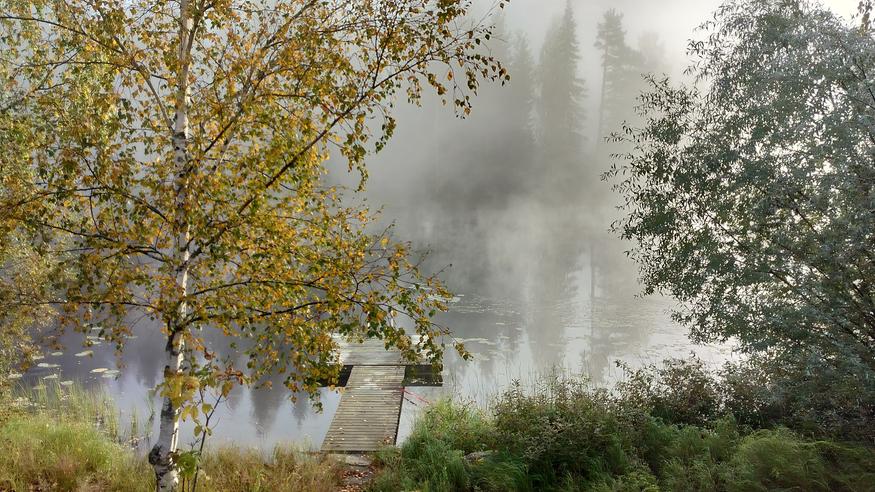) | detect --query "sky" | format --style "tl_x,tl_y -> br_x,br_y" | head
480,0 -> 865,145
502,0 -> 862,63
